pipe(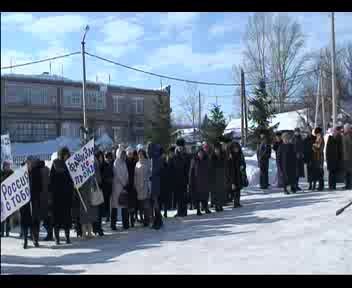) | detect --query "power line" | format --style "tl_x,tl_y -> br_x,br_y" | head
86,51 -> 320,88
0,52 -> 81,70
